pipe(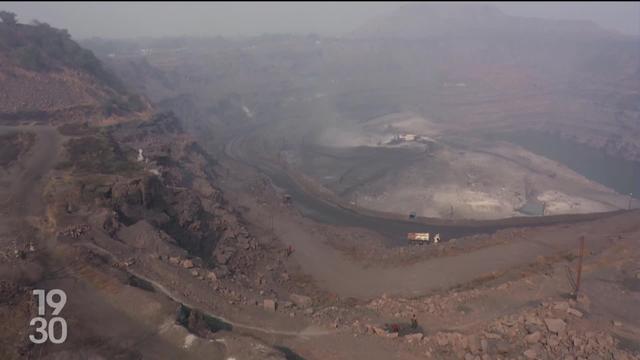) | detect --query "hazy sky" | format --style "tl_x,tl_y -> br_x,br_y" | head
2,2 -> 639,39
